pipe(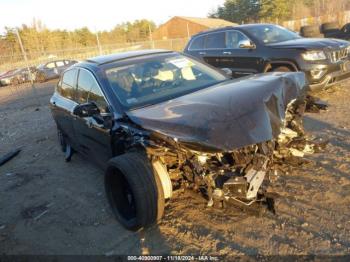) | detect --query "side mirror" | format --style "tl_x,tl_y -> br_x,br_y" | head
238,39 -> 256,49
221,68 -> 233,77
73,102 -> 100,118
